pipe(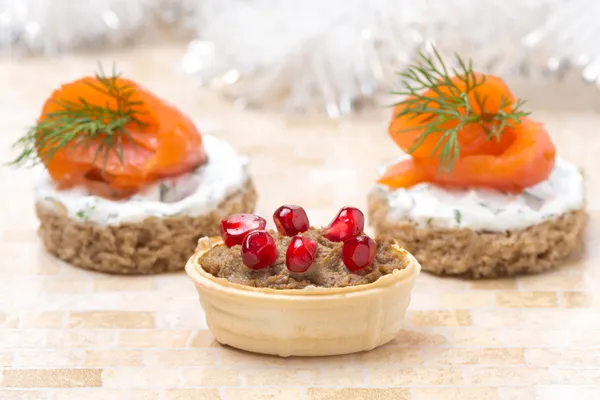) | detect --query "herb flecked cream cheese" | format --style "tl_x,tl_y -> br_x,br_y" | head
35,135 -> 249,226
377,157 -> 584,231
